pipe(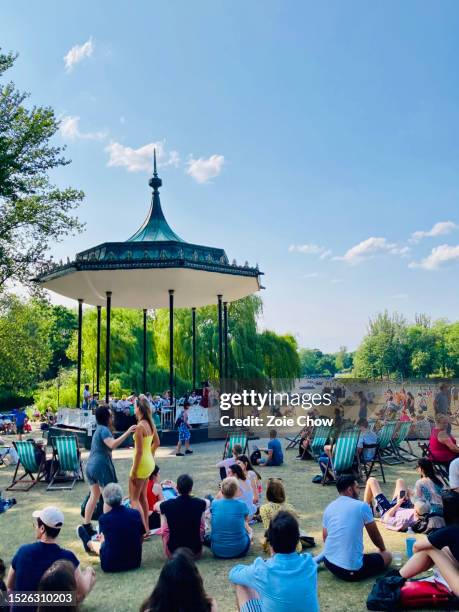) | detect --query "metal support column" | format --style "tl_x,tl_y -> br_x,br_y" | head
105,292 -> 112,403
76,299 -> 83,408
